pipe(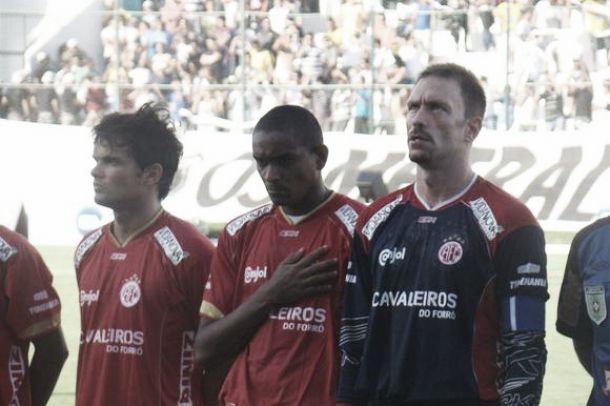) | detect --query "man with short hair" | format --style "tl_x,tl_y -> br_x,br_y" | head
557,217 -> 610,405
0,225 -> 68,406
337,63 -> 548,406
74,103 -> 215,406
195,105 -> 364,405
